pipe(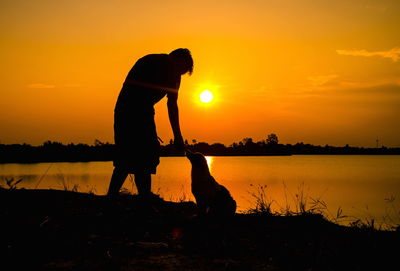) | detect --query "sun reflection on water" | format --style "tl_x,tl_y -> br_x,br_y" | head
205,156 -> 213,170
